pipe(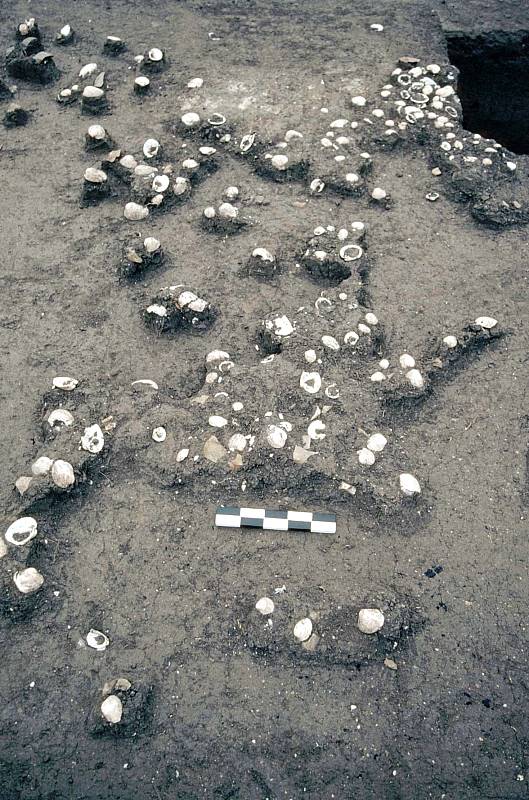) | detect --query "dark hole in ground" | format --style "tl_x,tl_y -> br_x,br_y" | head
446,30 -> 529,154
